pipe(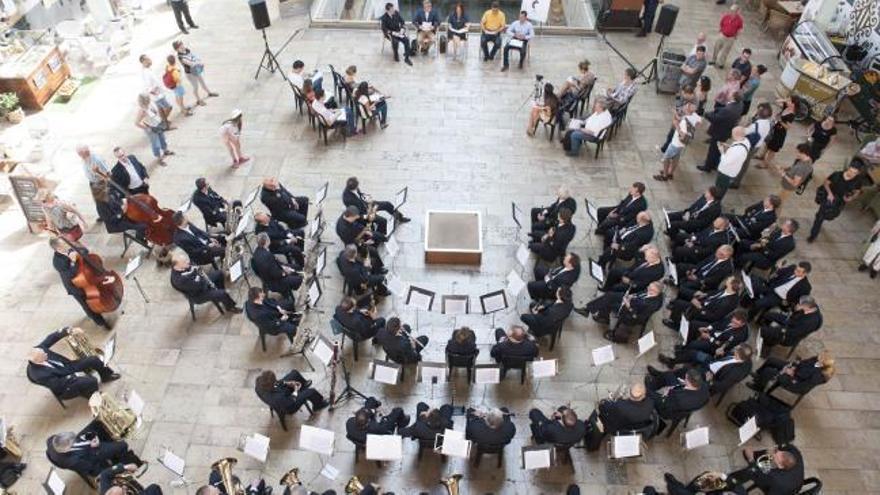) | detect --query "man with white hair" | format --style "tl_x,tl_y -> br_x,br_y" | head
465,406 -> 516,448
584,382 -> 654,449
728,445 -> 804,494
47,430 -> 138,479
27,326 -> 120,400
169,252 -> 241,314
76,144 -> 110,185
530,185 -> 577,237
688,32 -> 708,56
563,99 -> 613,156
715,126 -> 751,199
576,281 -> 663,342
